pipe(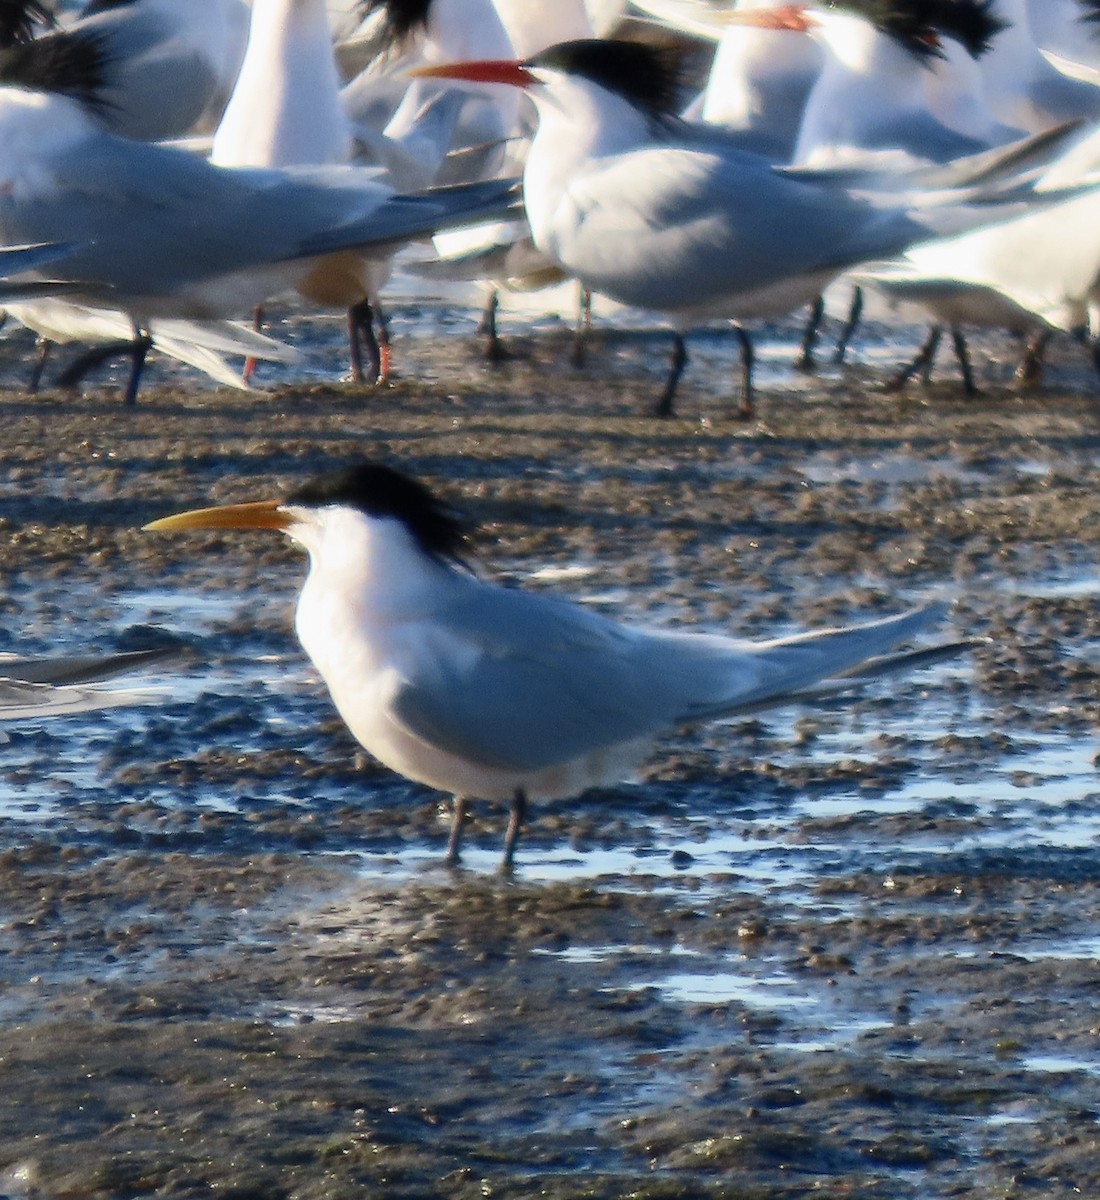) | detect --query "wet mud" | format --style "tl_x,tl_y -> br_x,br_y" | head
1,306 -> 1100,1197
